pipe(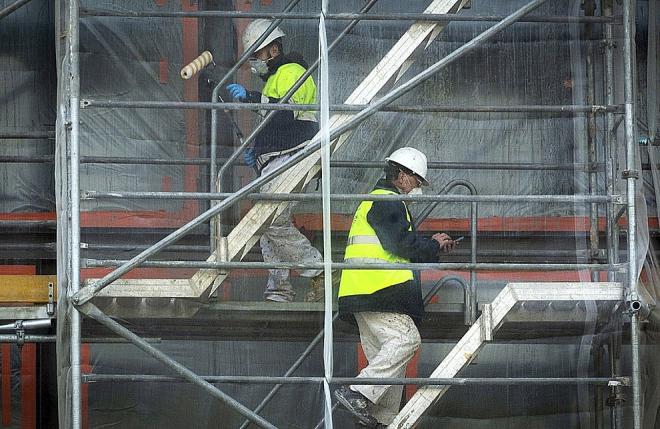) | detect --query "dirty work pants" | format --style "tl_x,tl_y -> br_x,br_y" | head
351,312 -> 421,425
259,153 -> 323,301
